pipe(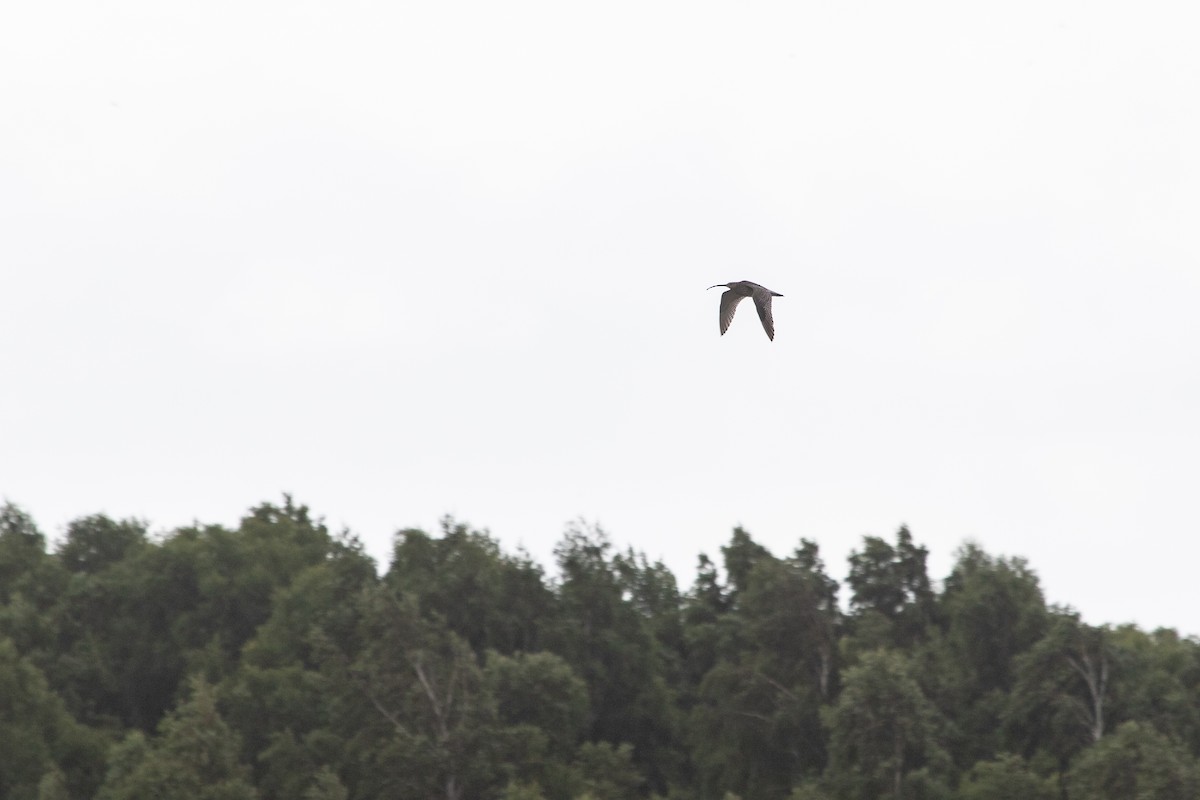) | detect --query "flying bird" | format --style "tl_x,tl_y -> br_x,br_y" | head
707,281 -> 784,341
